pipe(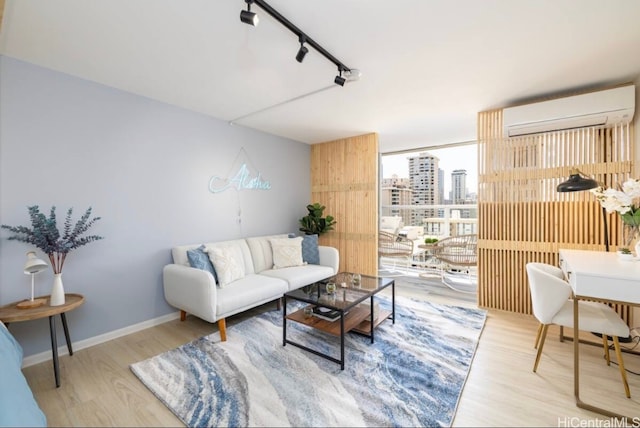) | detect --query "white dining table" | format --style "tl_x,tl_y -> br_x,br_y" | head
559,248 -> 640,419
